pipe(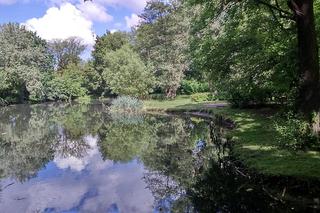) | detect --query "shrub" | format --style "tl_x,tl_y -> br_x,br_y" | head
179,79 -> 209,95
191,93 -> 215,102
274,113 -> 317,150
110,96 -> 144,113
